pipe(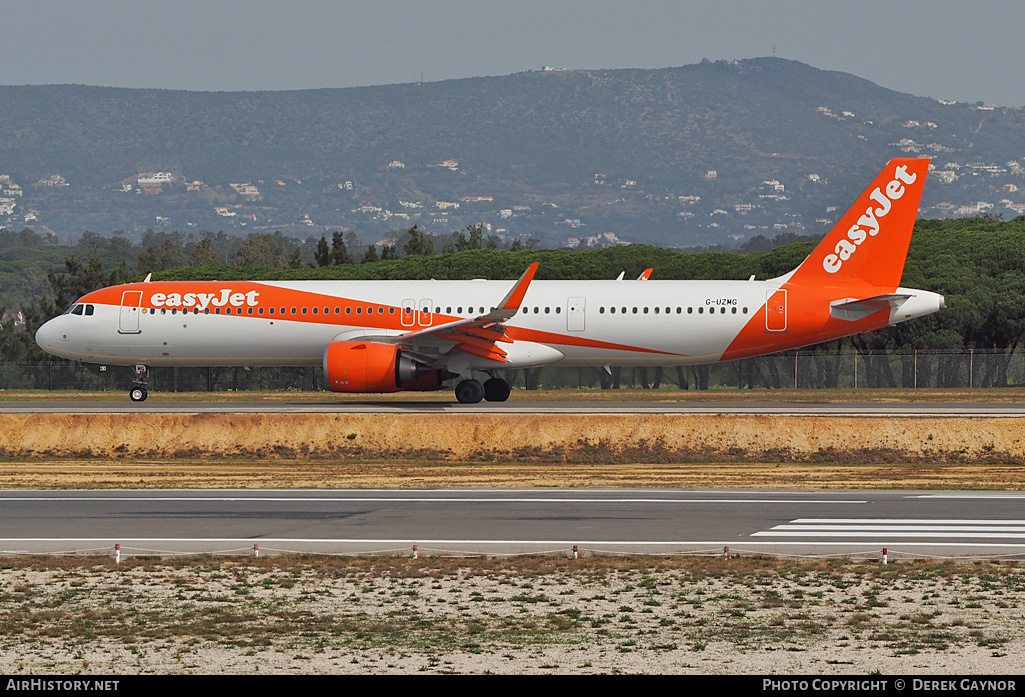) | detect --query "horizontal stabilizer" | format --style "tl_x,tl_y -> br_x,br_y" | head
830,294 -> 911,322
